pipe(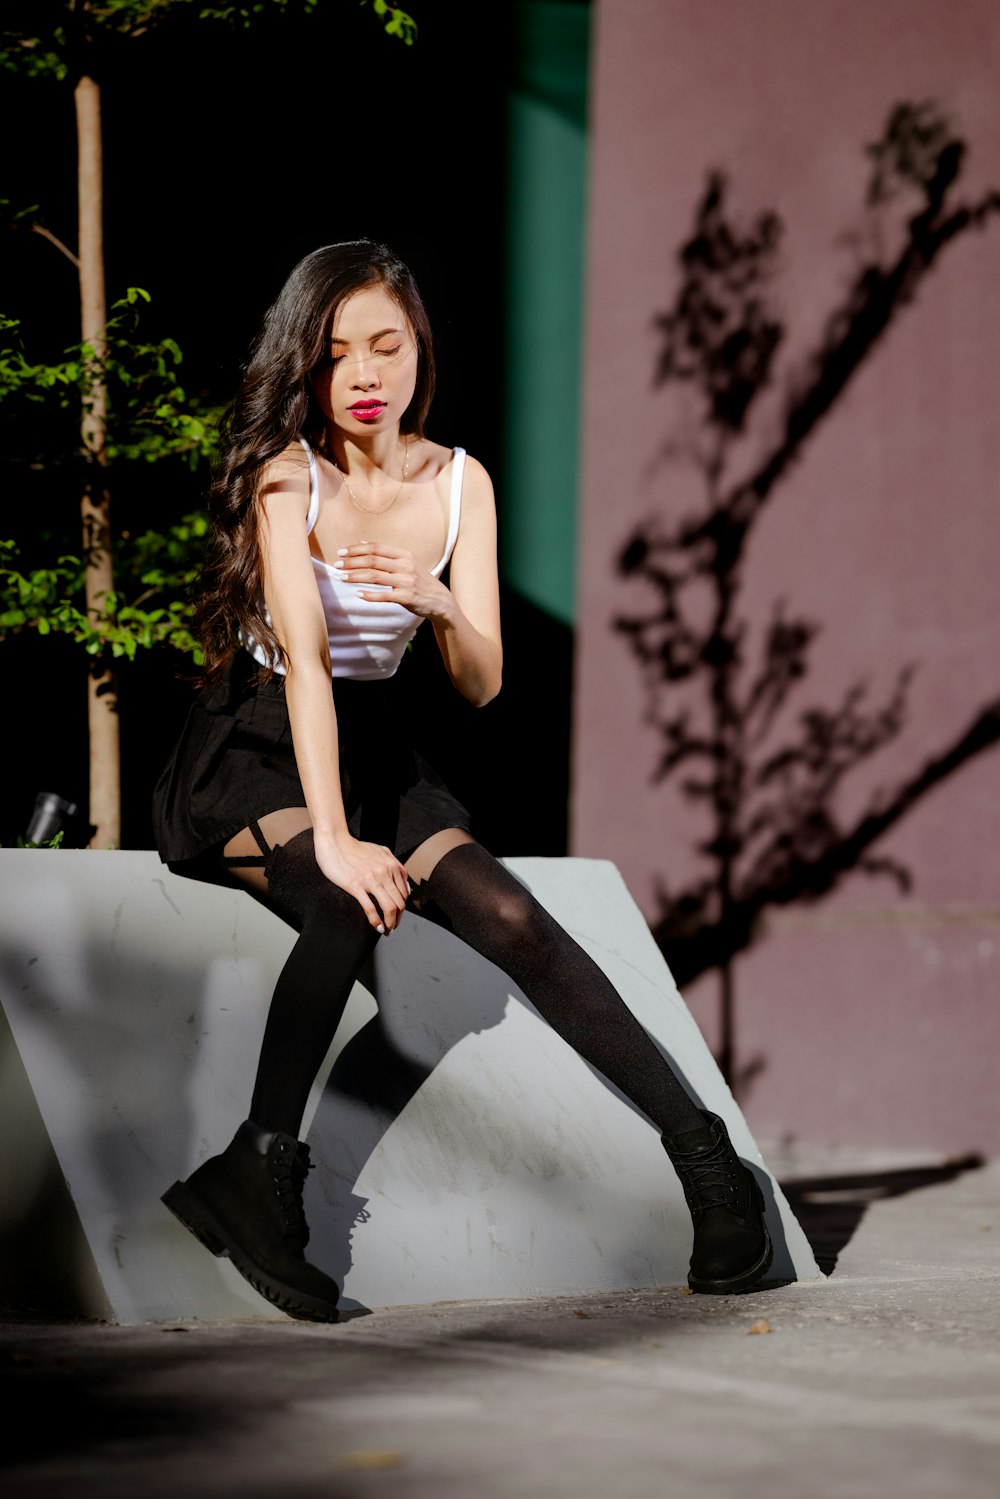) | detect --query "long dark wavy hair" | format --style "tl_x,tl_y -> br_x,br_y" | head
195,240 -> 436,680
